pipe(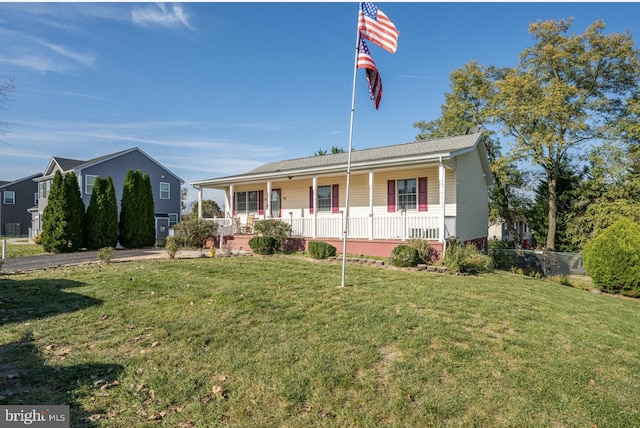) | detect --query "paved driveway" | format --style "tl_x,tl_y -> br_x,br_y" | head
1,249 -> 166,273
